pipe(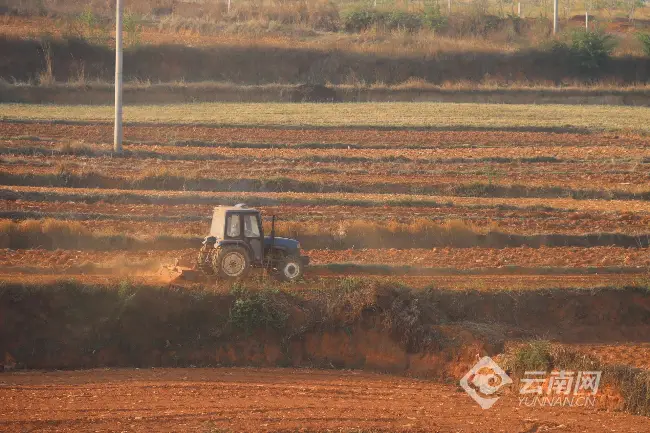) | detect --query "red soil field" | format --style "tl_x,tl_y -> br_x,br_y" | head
4,200 -> 650,235
1,115 -> 649,432
309,246 -> 650,268
1,368 -> 648,433
3,154 -> 648,194
3,121 -> 650,147
4,185 -> 650,213
3,247 -> 650,272
4,138 -> 650,161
